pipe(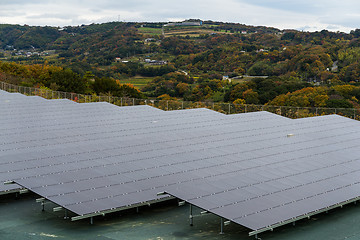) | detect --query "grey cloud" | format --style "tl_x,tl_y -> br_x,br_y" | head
0,9 -> 27,17
0,0 -> 358,32
237,0 -> 324,14
26,13 -> 78,20
321,19 -> 360,30
0,0 -> 44,4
